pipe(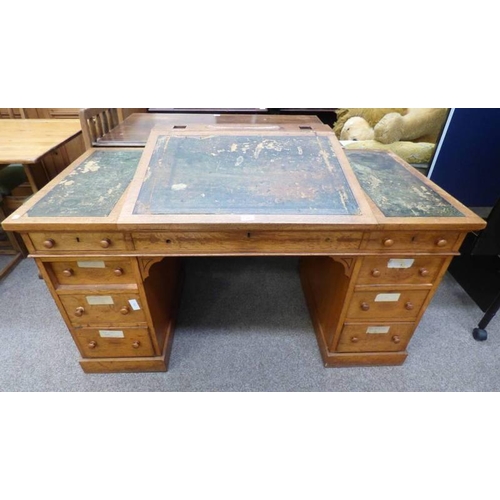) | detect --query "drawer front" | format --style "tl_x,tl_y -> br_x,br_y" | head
59,293 -> 146,326
132,231 -> 363,254
357,256 -> 446,285
74,327 -> 155,358
365,231 -> 459,252
30,232 -> 127,252
347,290 -> 430,320
48,259 -> 135,285
336,322 -> 415,352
